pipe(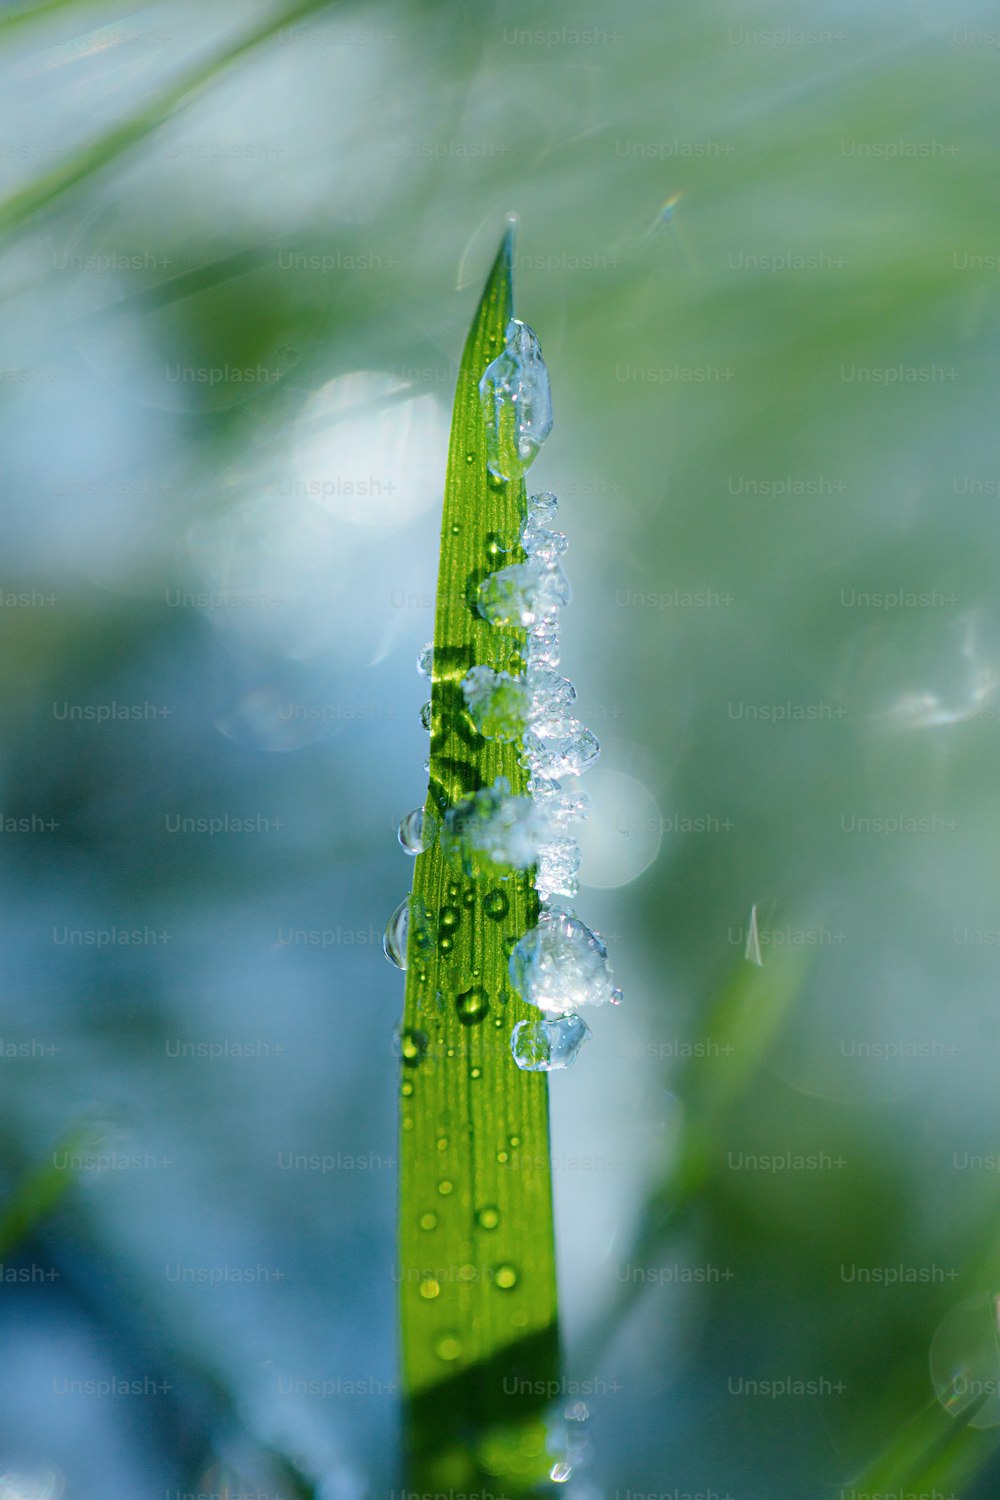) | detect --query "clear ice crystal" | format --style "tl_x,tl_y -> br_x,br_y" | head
522,721 -> 600,779
509,906 -> 620,1013
535,837 -> 581,901
510,1012 -> 591,1072
443,777 -> 547,877
526,616 -> 561,668
461,665 -> 530,743
416,642 -> 433,678
528,490 -> 559,523
526,666 -> 576,734
477,557 -> 570,629
479,319 -> 553,481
